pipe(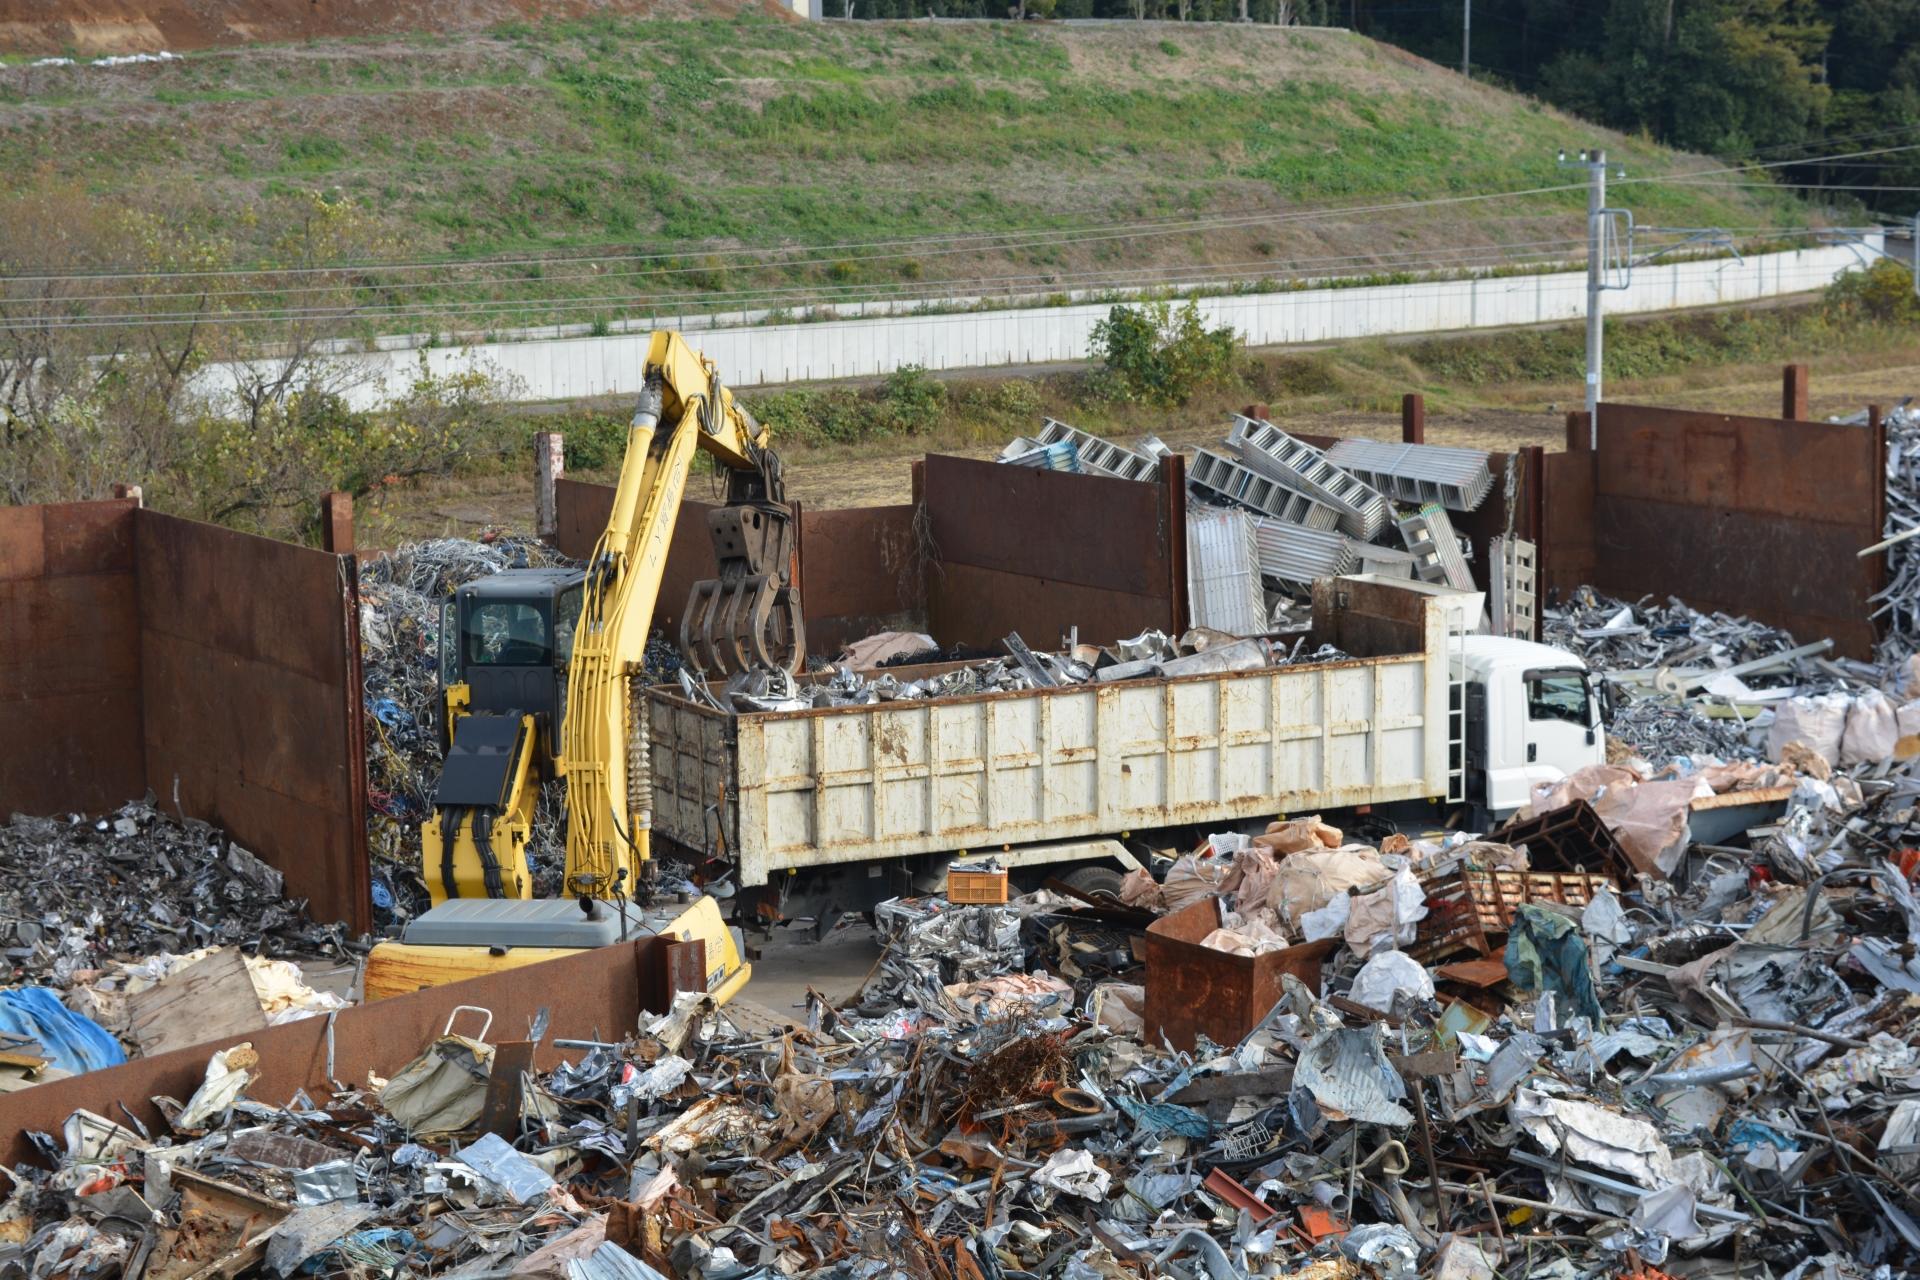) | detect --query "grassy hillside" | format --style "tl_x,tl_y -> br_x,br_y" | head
0,16 -> 1835,336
